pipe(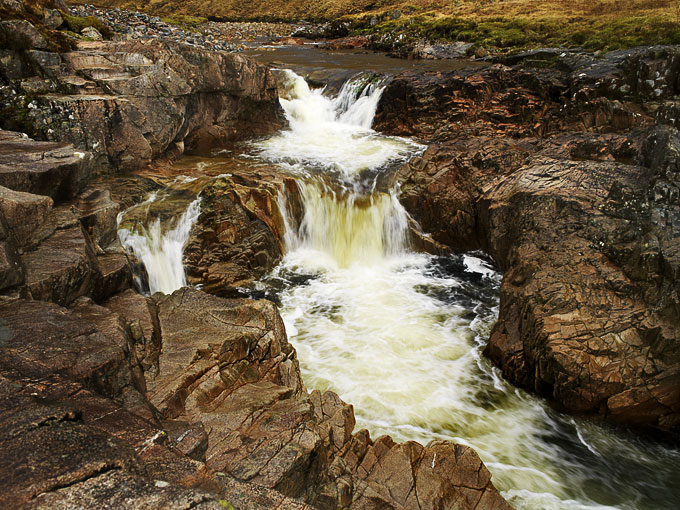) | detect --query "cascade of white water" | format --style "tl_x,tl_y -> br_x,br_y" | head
252,69 -> 424,178
118,197 -> 201,295
255,70 -> 680,510
284,180 -> 409,267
